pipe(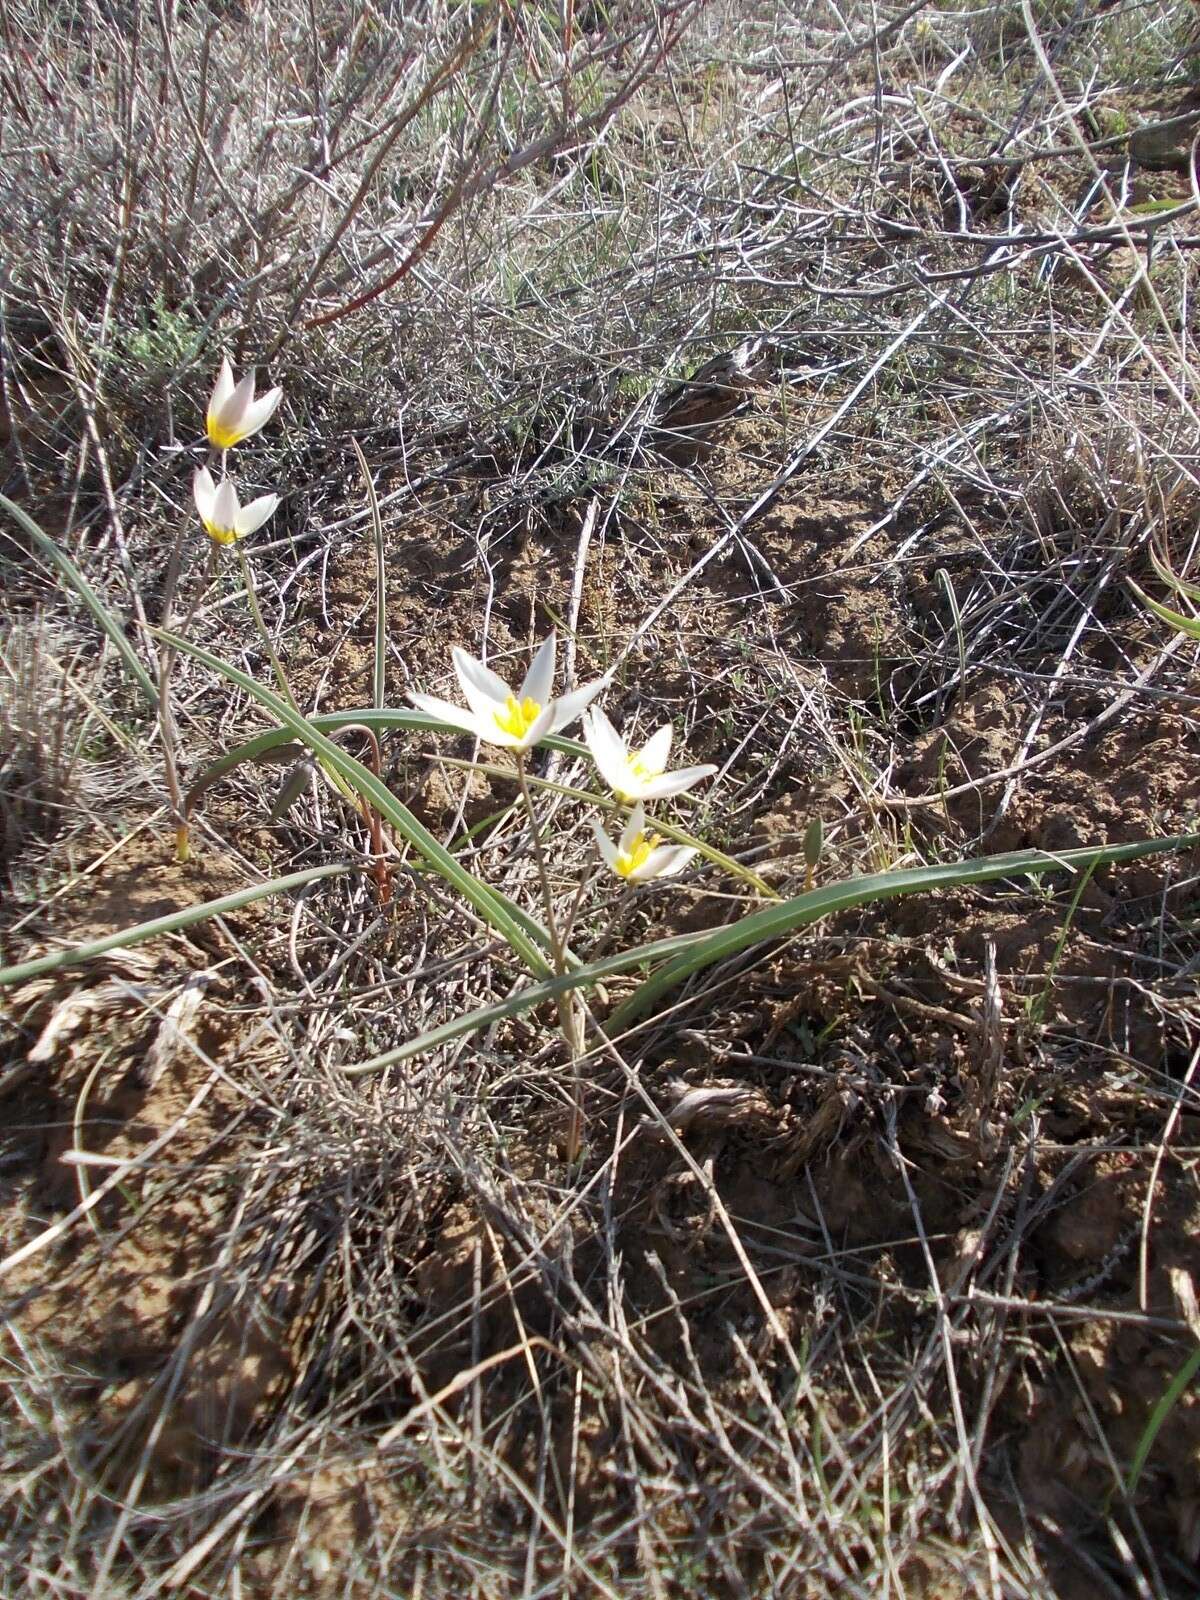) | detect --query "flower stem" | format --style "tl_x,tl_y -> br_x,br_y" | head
515,751 -> 585,1162
235,544 -> 298,712
157,516 -> 195,860
359,726 -> 391,907
330,723 -> 392,906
